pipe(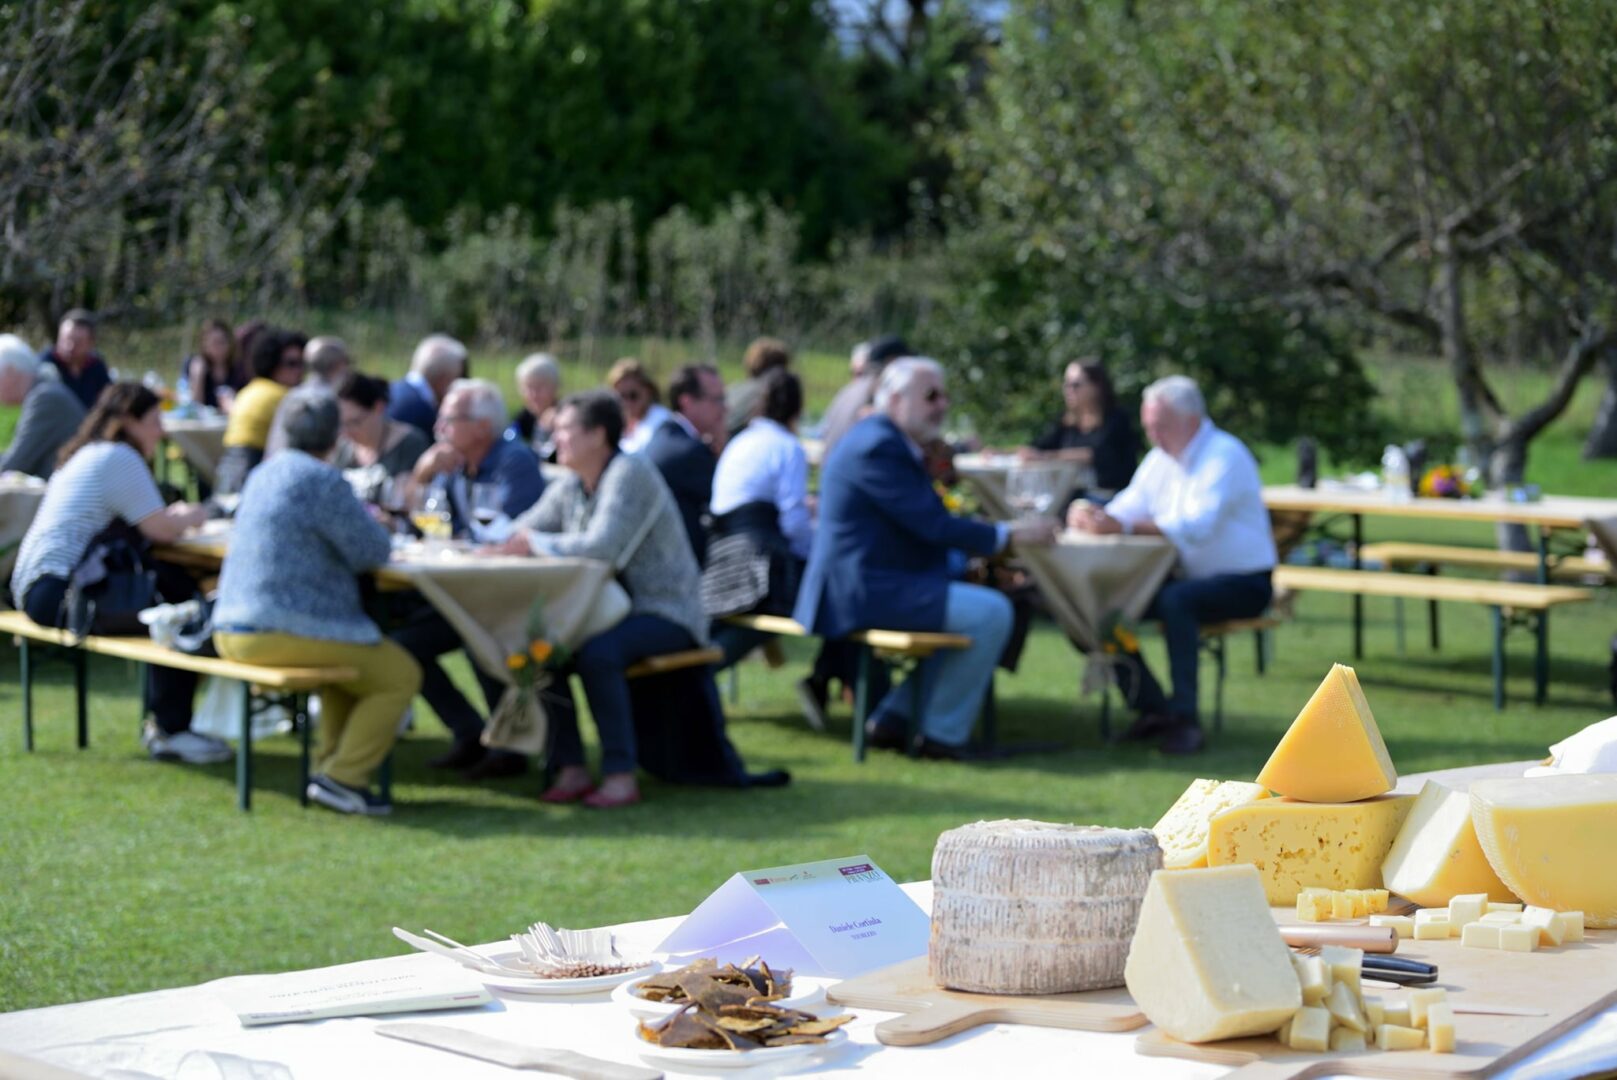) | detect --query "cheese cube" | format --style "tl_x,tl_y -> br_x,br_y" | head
1349,890 -> 1372,917
1320,945 -> 1362,995
1293,954 -> 1330,1005
1275,1016 -> 1293,1045
1369,914 -> 1413,937
1363,995 -> 1385,1028
1151,778 -> 1272,869
1414,921 -> 1451,940
1480,911 -> 1522,925
1427,1003 -> 1456,1053
1470,776 -> 1617,928
1123,866 -> 1303,1042
1498,924 -> 1538,952
1332,891 -> 1357,920
1297,887 -> 1332,922
1383,1000 -> 1412,1027
1330,1027 -> 1368,1052
1207,796 -> 1415,904
1326,980 -> 1367,1033
1489,902 -> 1524,913
1256,664 -> 1398,802
1288,1006 -> 1331,1052
1383,780 -> 1514,907
1448,893 -> 1488,929
1413,908 -> 1449,926
1522,906 -> 1566,947
1460,922 -> 1501,949
1365,889 -> 1390,913
1377,1023 -> 1426,1050
1558,911 -> 1585,943
1410,988 -> 1447,1028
